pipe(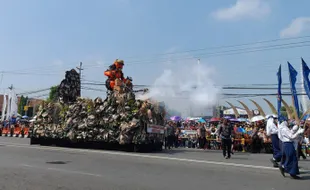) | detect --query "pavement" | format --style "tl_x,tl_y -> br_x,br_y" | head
0,137 -> 309,190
